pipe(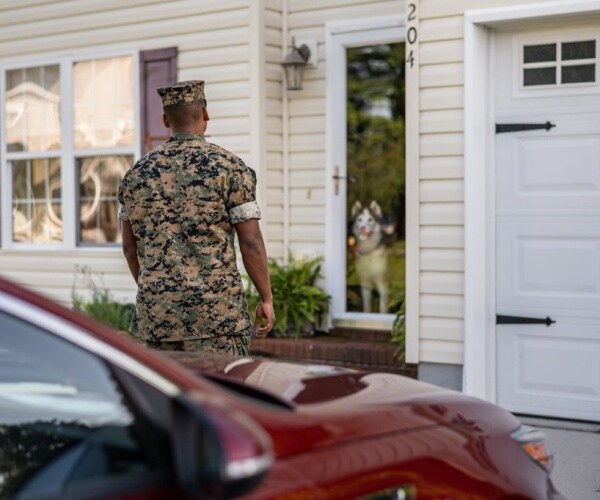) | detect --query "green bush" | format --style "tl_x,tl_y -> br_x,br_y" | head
388,282 -> 405,359
72,266 -> 134,332
244,255 -> 330,339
